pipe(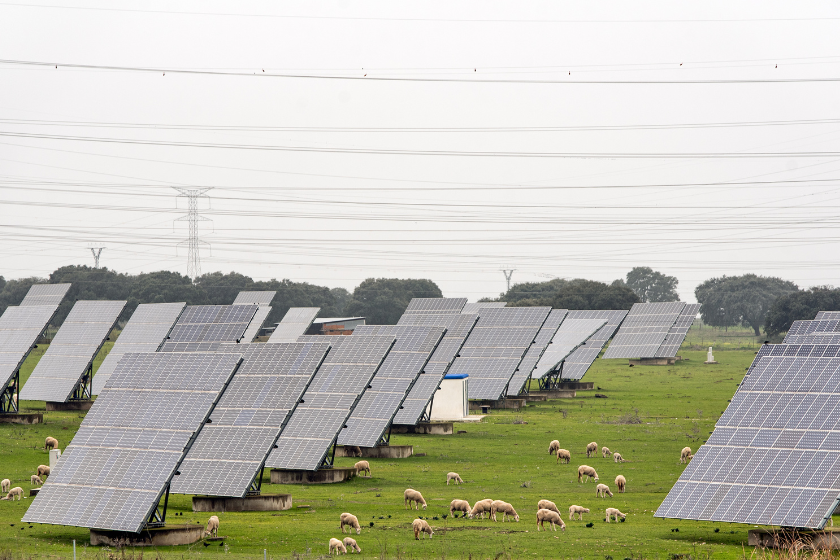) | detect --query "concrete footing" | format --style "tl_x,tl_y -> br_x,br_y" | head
46,401 -> 93,411
192,494 -> 292,512
270,468 -> 355,484
90,525 -> 204,547
391,422 -> 454,435
469,399 -> 524,411
29,488 -> 39,497
527,390 -> 577,399
629,356 -> 680,366
519,395 -> 548,403
0,413 -> 43,424
335,445 -> 413,458
748,528 -> 840,549
556,381 -> 594,391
